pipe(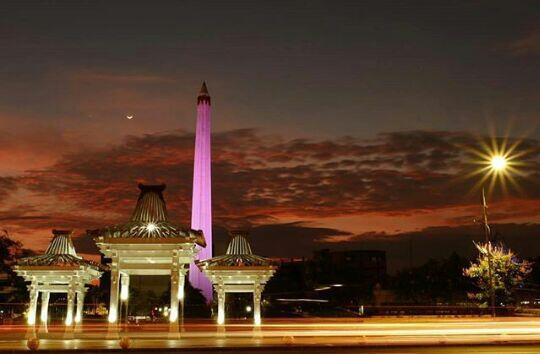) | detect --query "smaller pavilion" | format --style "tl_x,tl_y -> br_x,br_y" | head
196,232 -> 277,325
13,230 -> 102,326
